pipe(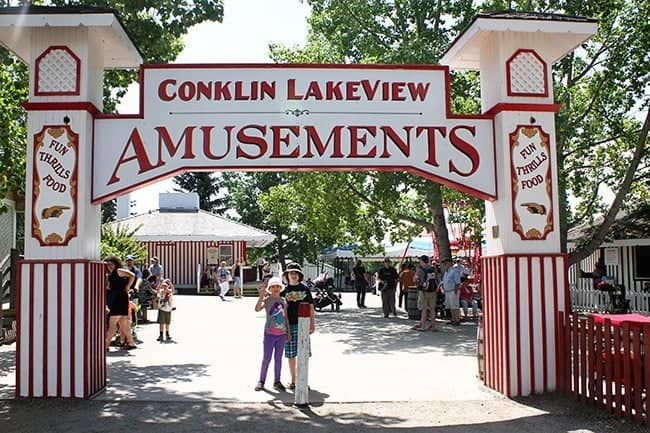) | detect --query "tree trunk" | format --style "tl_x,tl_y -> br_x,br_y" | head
428,184 -> 452,262
568,110 -> 650,266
